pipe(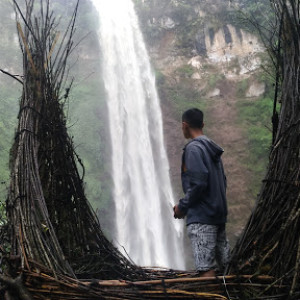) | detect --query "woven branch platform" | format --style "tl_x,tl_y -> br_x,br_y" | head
18,263 -> 294,300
